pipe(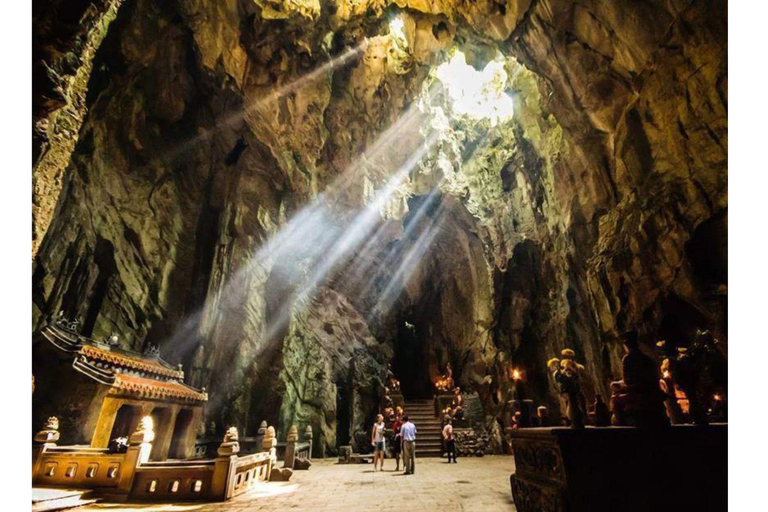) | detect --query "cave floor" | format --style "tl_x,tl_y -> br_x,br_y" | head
77,455 -> 516,511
